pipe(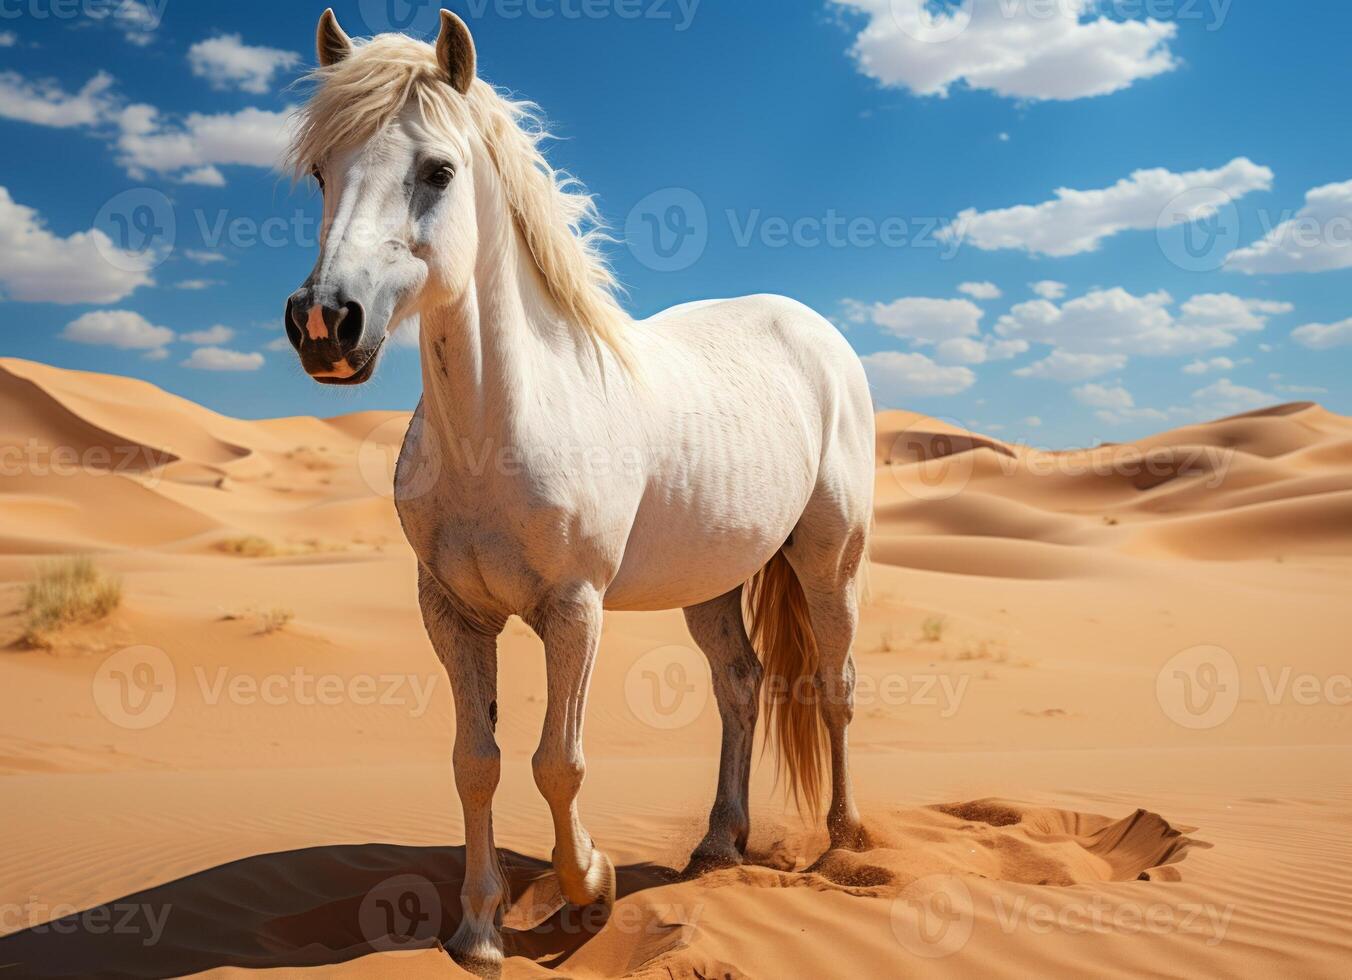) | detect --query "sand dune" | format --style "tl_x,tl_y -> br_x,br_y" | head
2,359 -> 1351,978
